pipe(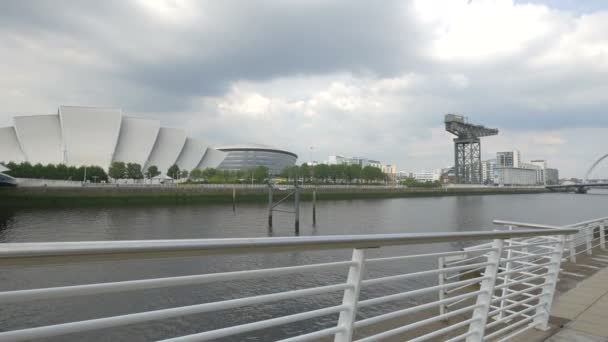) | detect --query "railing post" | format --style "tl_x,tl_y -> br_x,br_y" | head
335,248 -> 366,342
585,224 -> 593,255
466,238 -> 504,342
267,184 -> 273,228
534,234 -> 566,330
497,226 -> 514,320
438,256 -> 446,316
600,221 -> 606,250
568,233 -> 577,263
